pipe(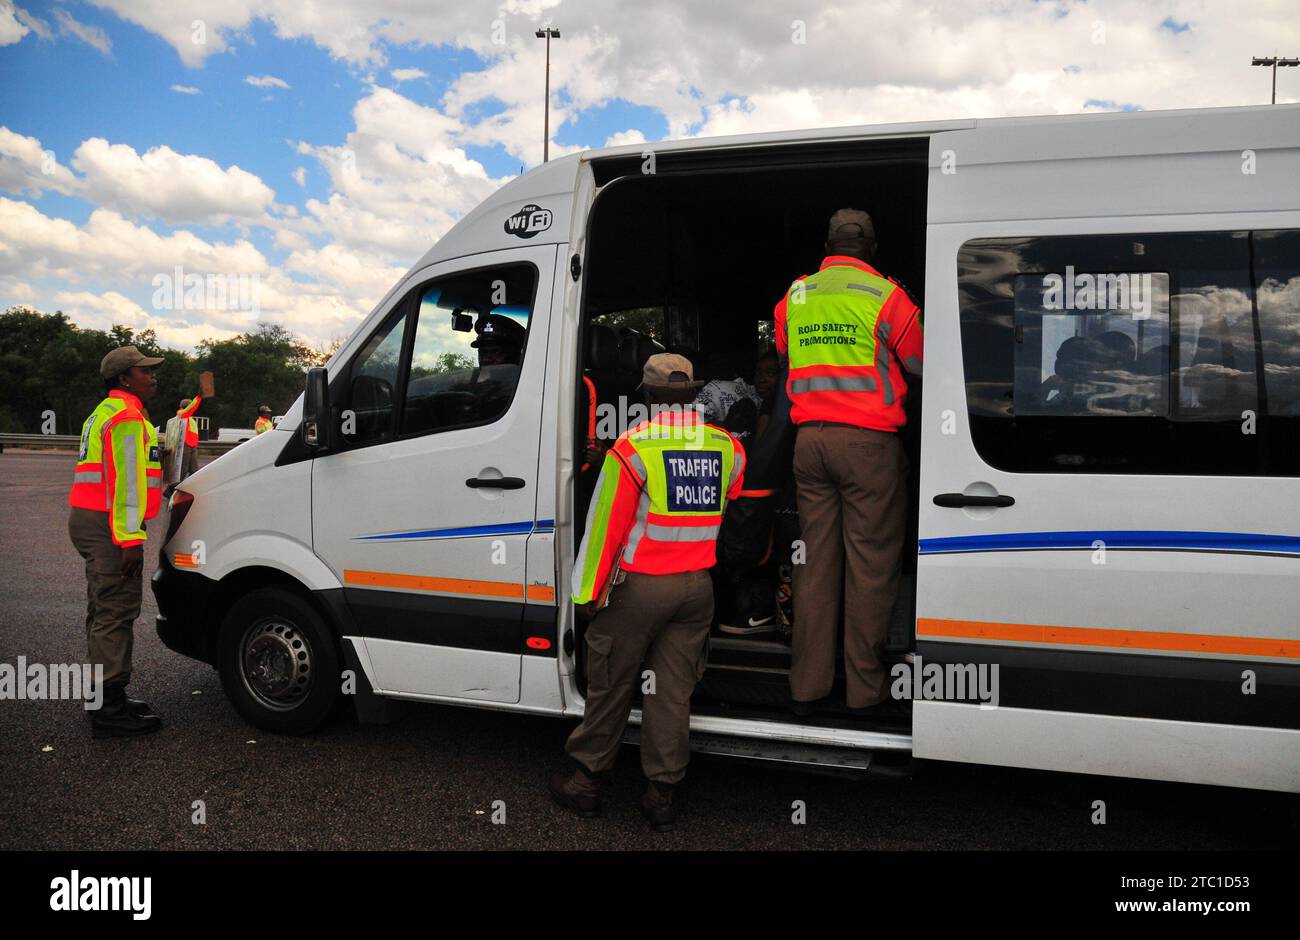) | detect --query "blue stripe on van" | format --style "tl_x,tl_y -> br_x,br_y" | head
356,519 -> 556,541
919,530 -> 1300,556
